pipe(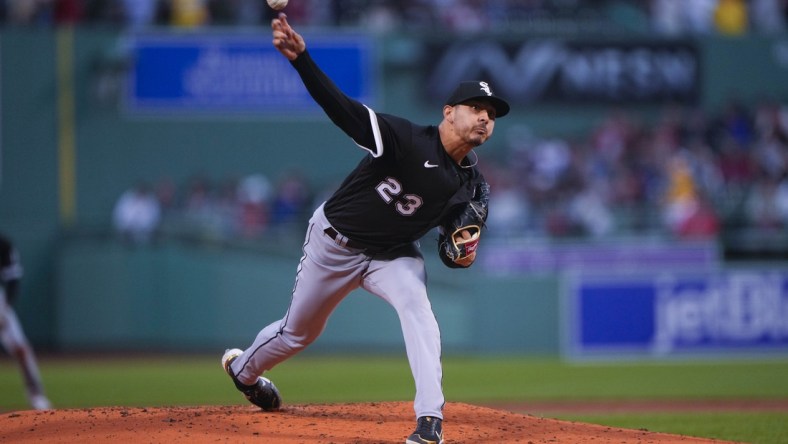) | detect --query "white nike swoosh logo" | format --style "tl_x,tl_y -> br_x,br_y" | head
424,160 -> 439,168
